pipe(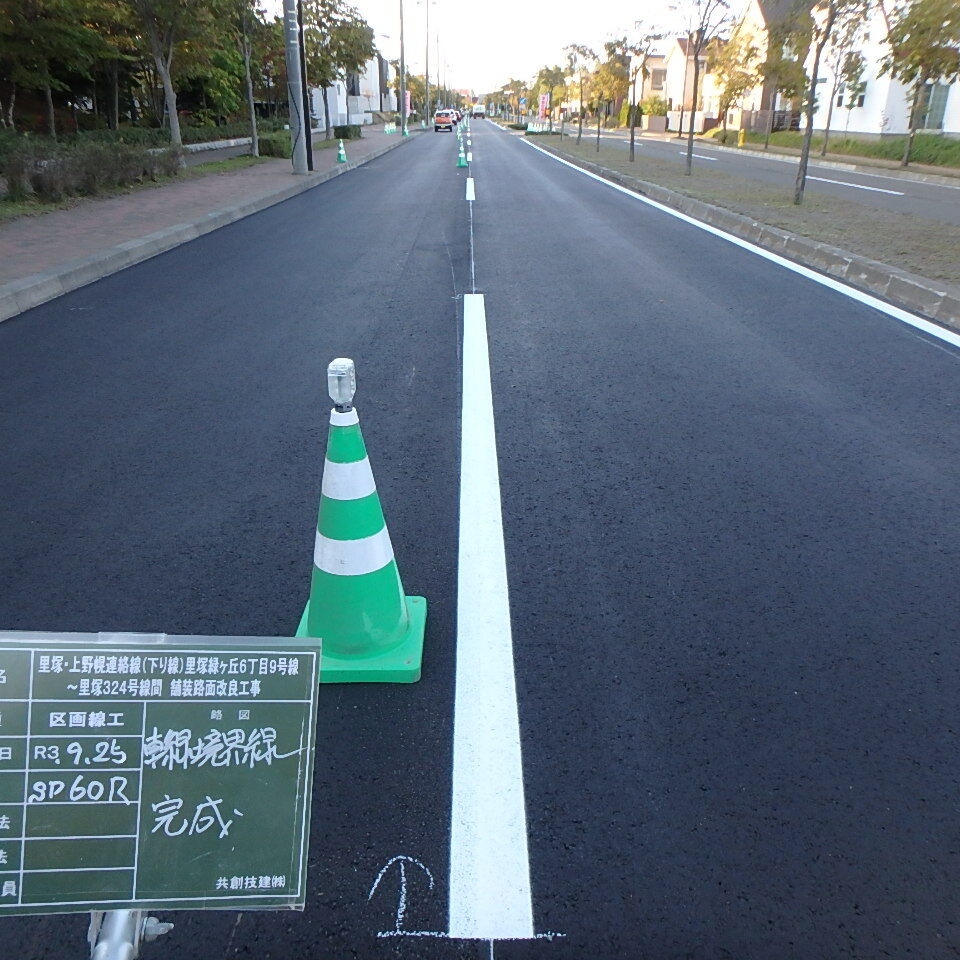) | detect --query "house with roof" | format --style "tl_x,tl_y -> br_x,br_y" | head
805,1 -> 959,136
727,0 -> 959,136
